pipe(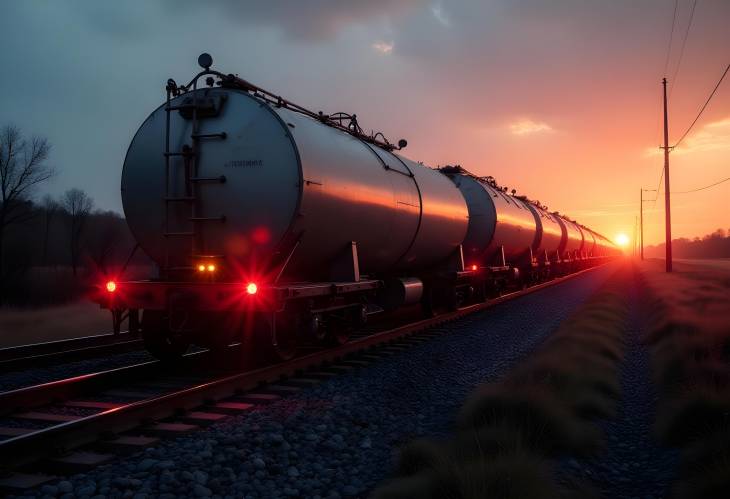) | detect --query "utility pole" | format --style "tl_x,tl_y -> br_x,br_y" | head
640,189 -> 643,260
662,78 -> 673,272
